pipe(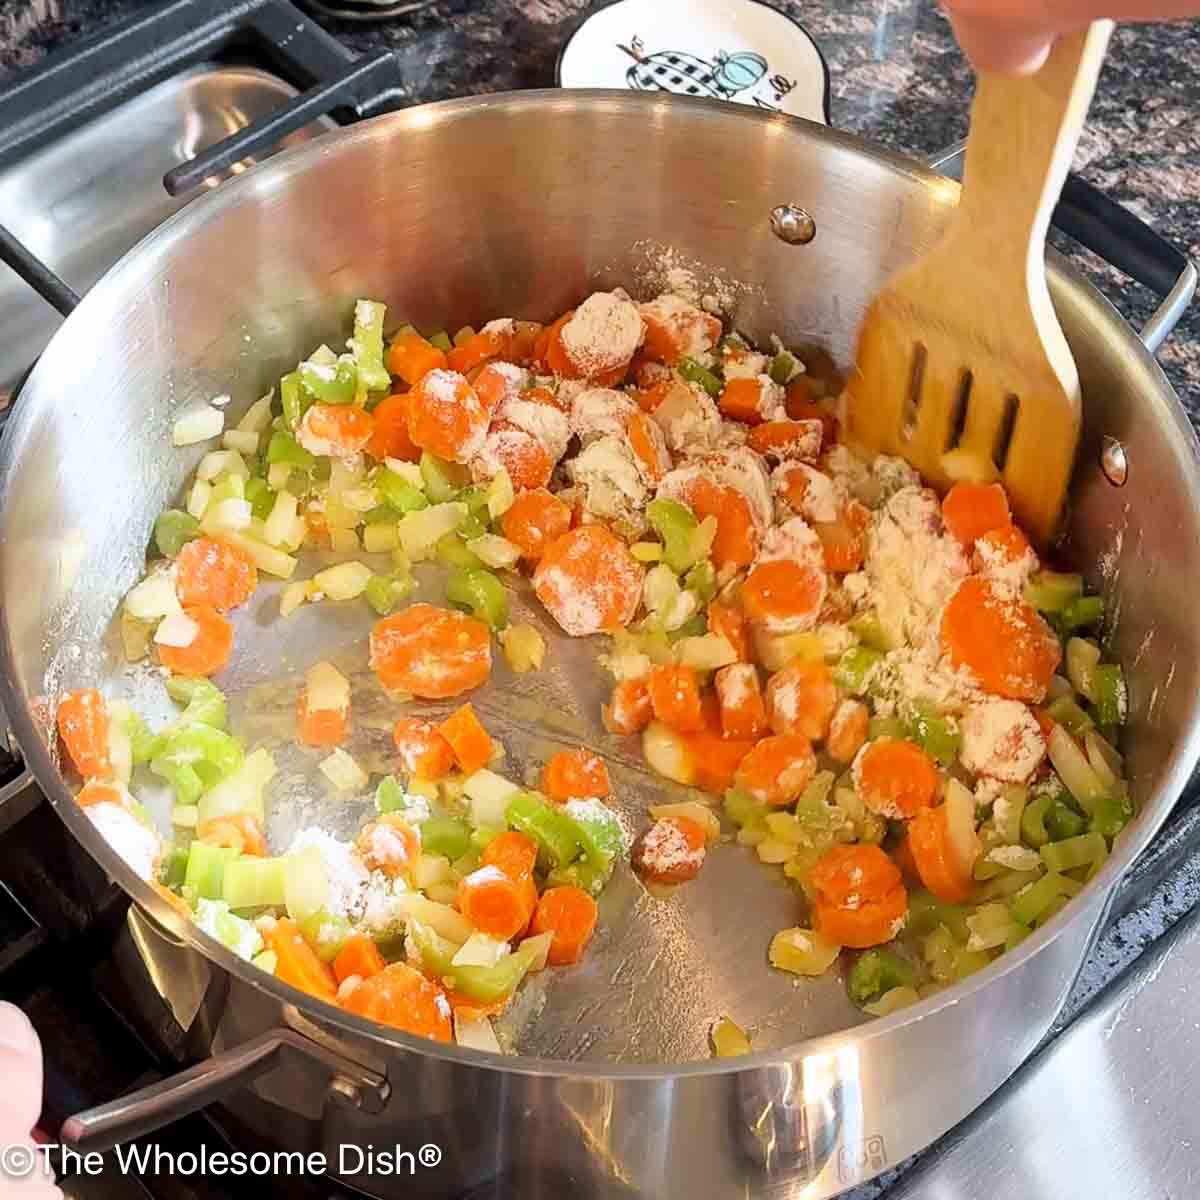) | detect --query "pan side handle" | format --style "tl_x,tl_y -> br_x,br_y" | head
60,1027 -> 390,1155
